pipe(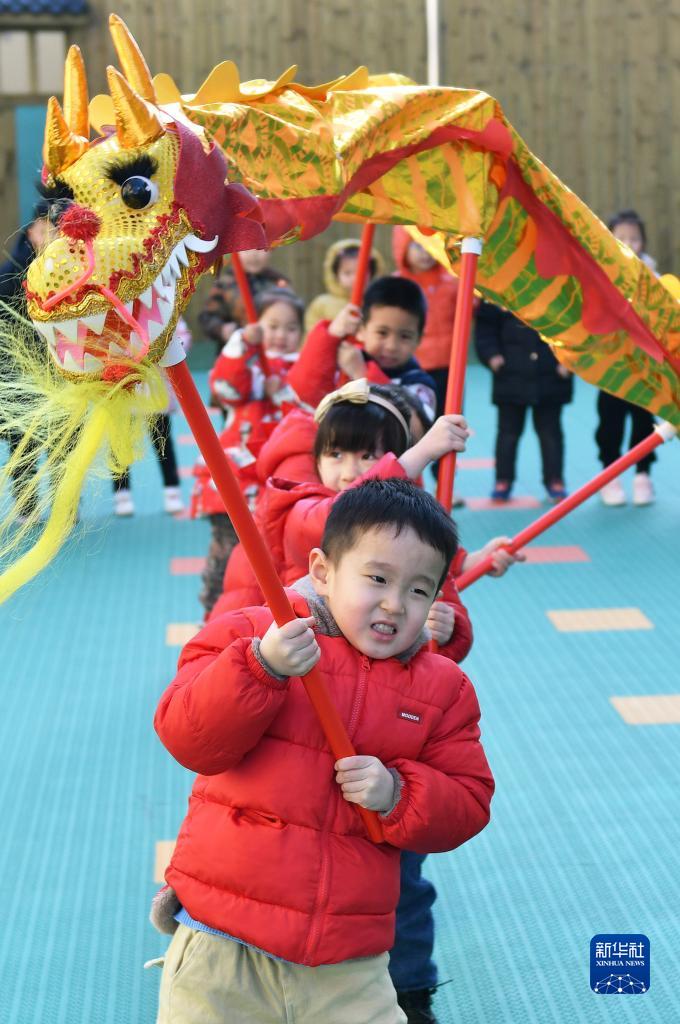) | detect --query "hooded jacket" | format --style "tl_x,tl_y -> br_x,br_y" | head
392,226 -> 469,371
304,237 -> 385,333
154,582 -> 494,967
